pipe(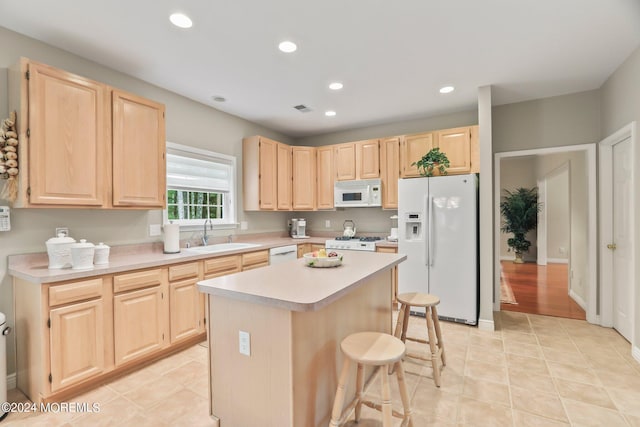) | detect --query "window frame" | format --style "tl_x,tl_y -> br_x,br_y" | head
163,141 -> 238,230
